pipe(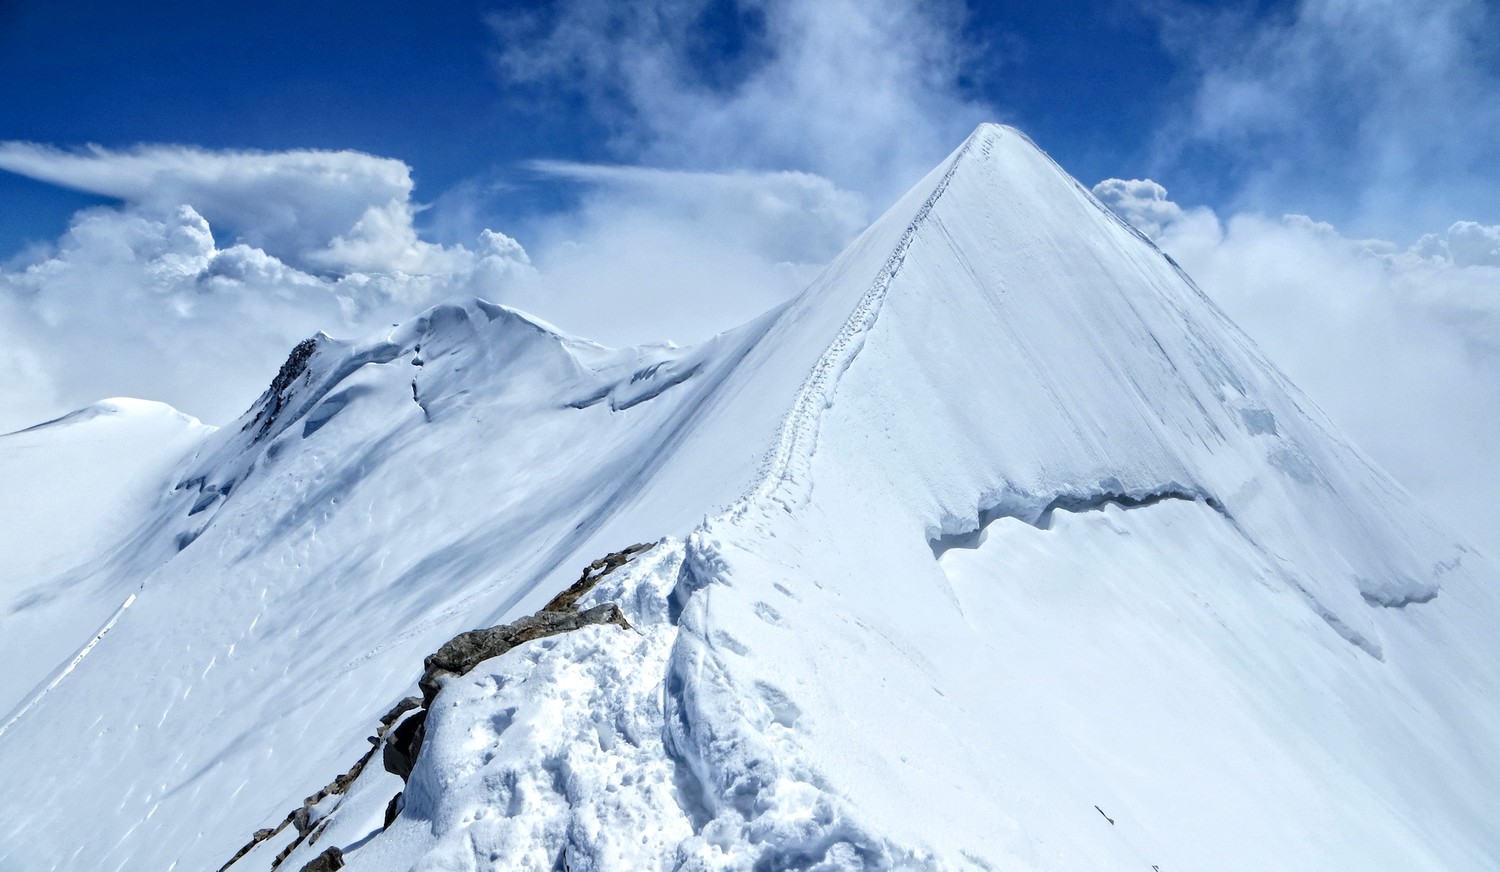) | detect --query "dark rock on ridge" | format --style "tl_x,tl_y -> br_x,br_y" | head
417,542 -> 651,706
217,542 -> 655,871
296,847 -> 343,872
247,337 -> 320,440
381,709 -> 426,781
